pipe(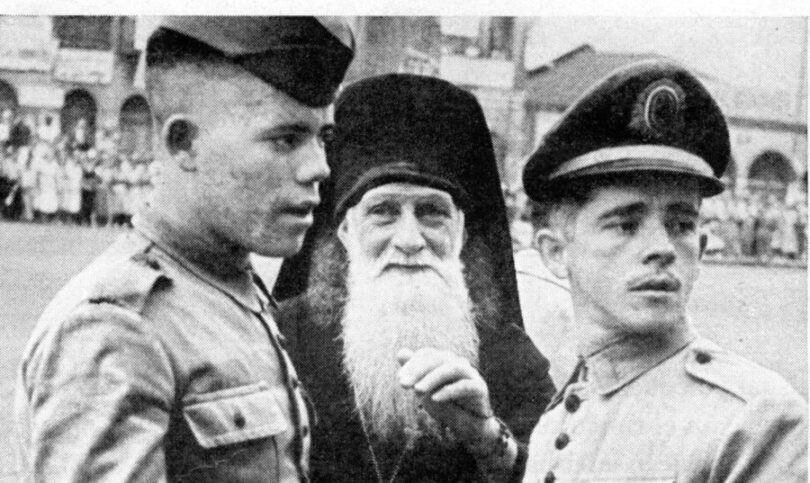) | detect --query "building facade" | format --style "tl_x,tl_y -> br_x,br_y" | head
524,44 -> 808,200
0,16 -> 152,154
